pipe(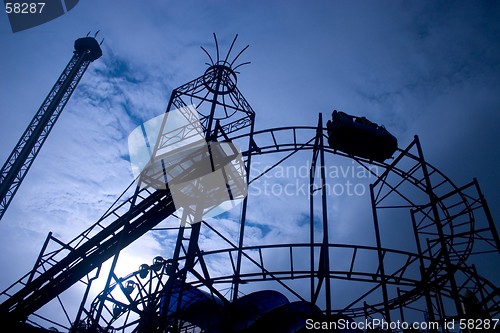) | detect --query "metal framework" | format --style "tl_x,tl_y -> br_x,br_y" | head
0,35 -> 498,333
0,34 -> 103,221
